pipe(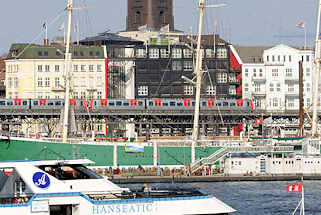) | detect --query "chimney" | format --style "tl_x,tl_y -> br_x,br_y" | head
44,38 -> 49,46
